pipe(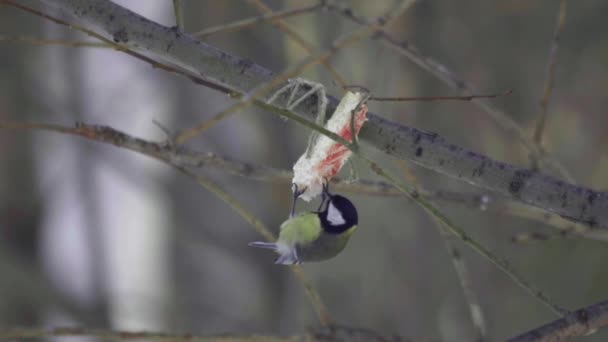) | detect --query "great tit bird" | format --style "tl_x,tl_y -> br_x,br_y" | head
249,184 -> 358,264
